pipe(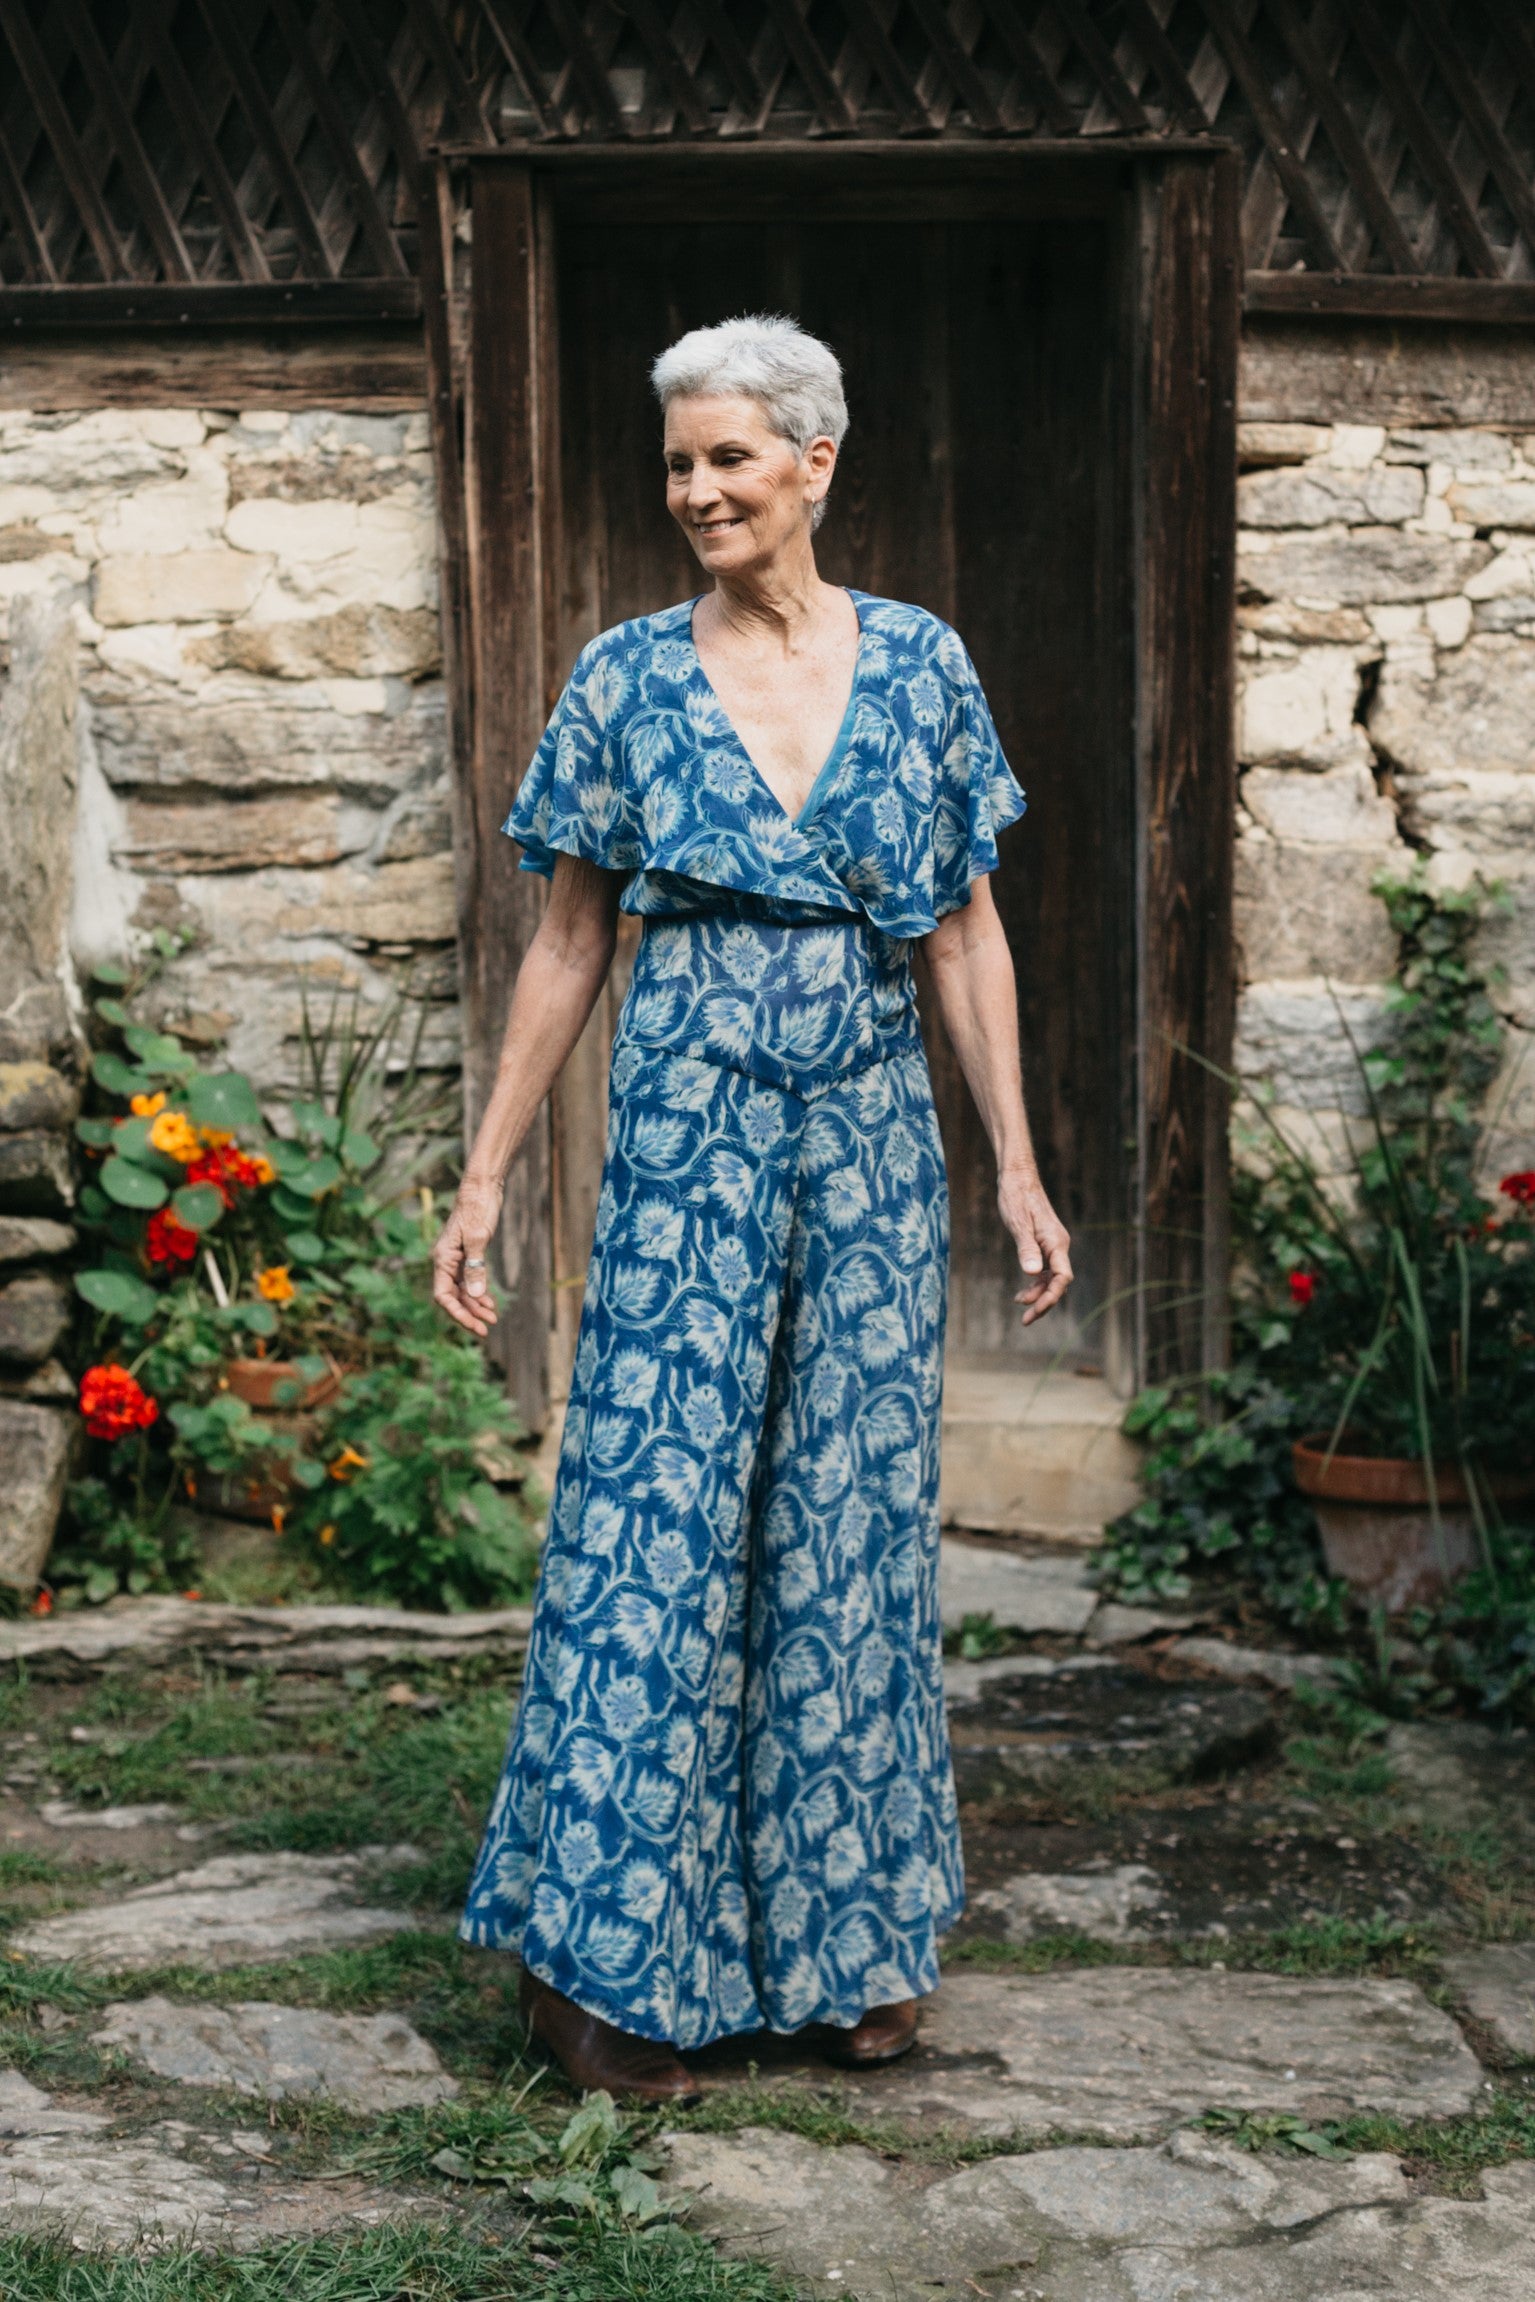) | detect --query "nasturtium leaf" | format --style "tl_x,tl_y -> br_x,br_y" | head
238,1299 -> 279,1337
75,1268 -> 159,1324
111,1117 -> 156,1165
270,1185 -> 314,1223
99,1156 -> 167,1210
171,1183 -> 226,1232
268,1140 -> 310,1178
294,1354 -> 330,1385
123,1023 -> 185,1070
339,1130 -> 378,1171
91,1050 -> 143,1098
93,998 -> 130,1029
292,1155 -> 342,1198
75,1118 -> 117,1148
78,1184 -> 110,1221
291,1458 -> 327,1490
185,1070 -> 263,1132
284,1231 -> 326,1263
90,960 -> 129,987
